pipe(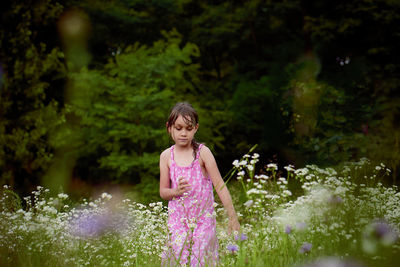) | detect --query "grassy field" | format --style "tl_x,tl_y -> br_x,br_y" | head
1,154 -> 399,266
